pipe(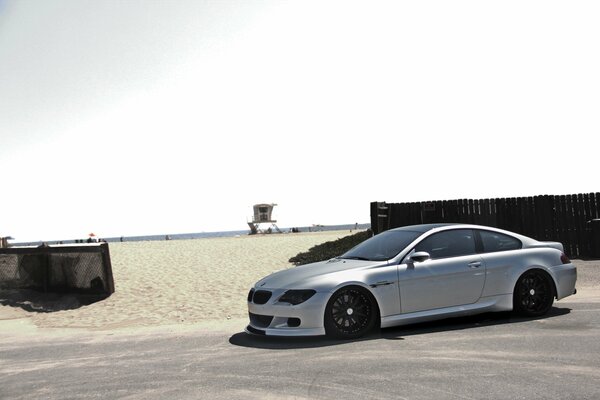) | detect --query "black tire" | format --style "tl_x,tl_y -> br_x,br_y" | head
324,286 -> 377,339
513,269 -> 555,317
